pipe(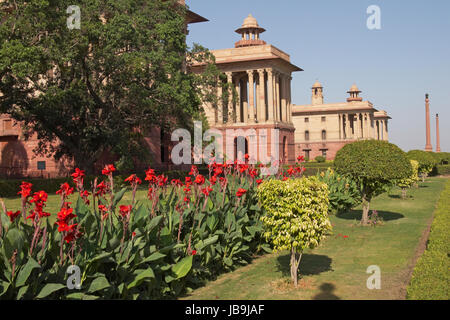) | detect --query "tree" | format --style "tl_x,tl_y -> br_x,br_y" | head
334,140 -> 412,225
0,0 -> 220,173
406,150 -> 437,182
396,160 -> 419,199
257,177 -> 331,287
